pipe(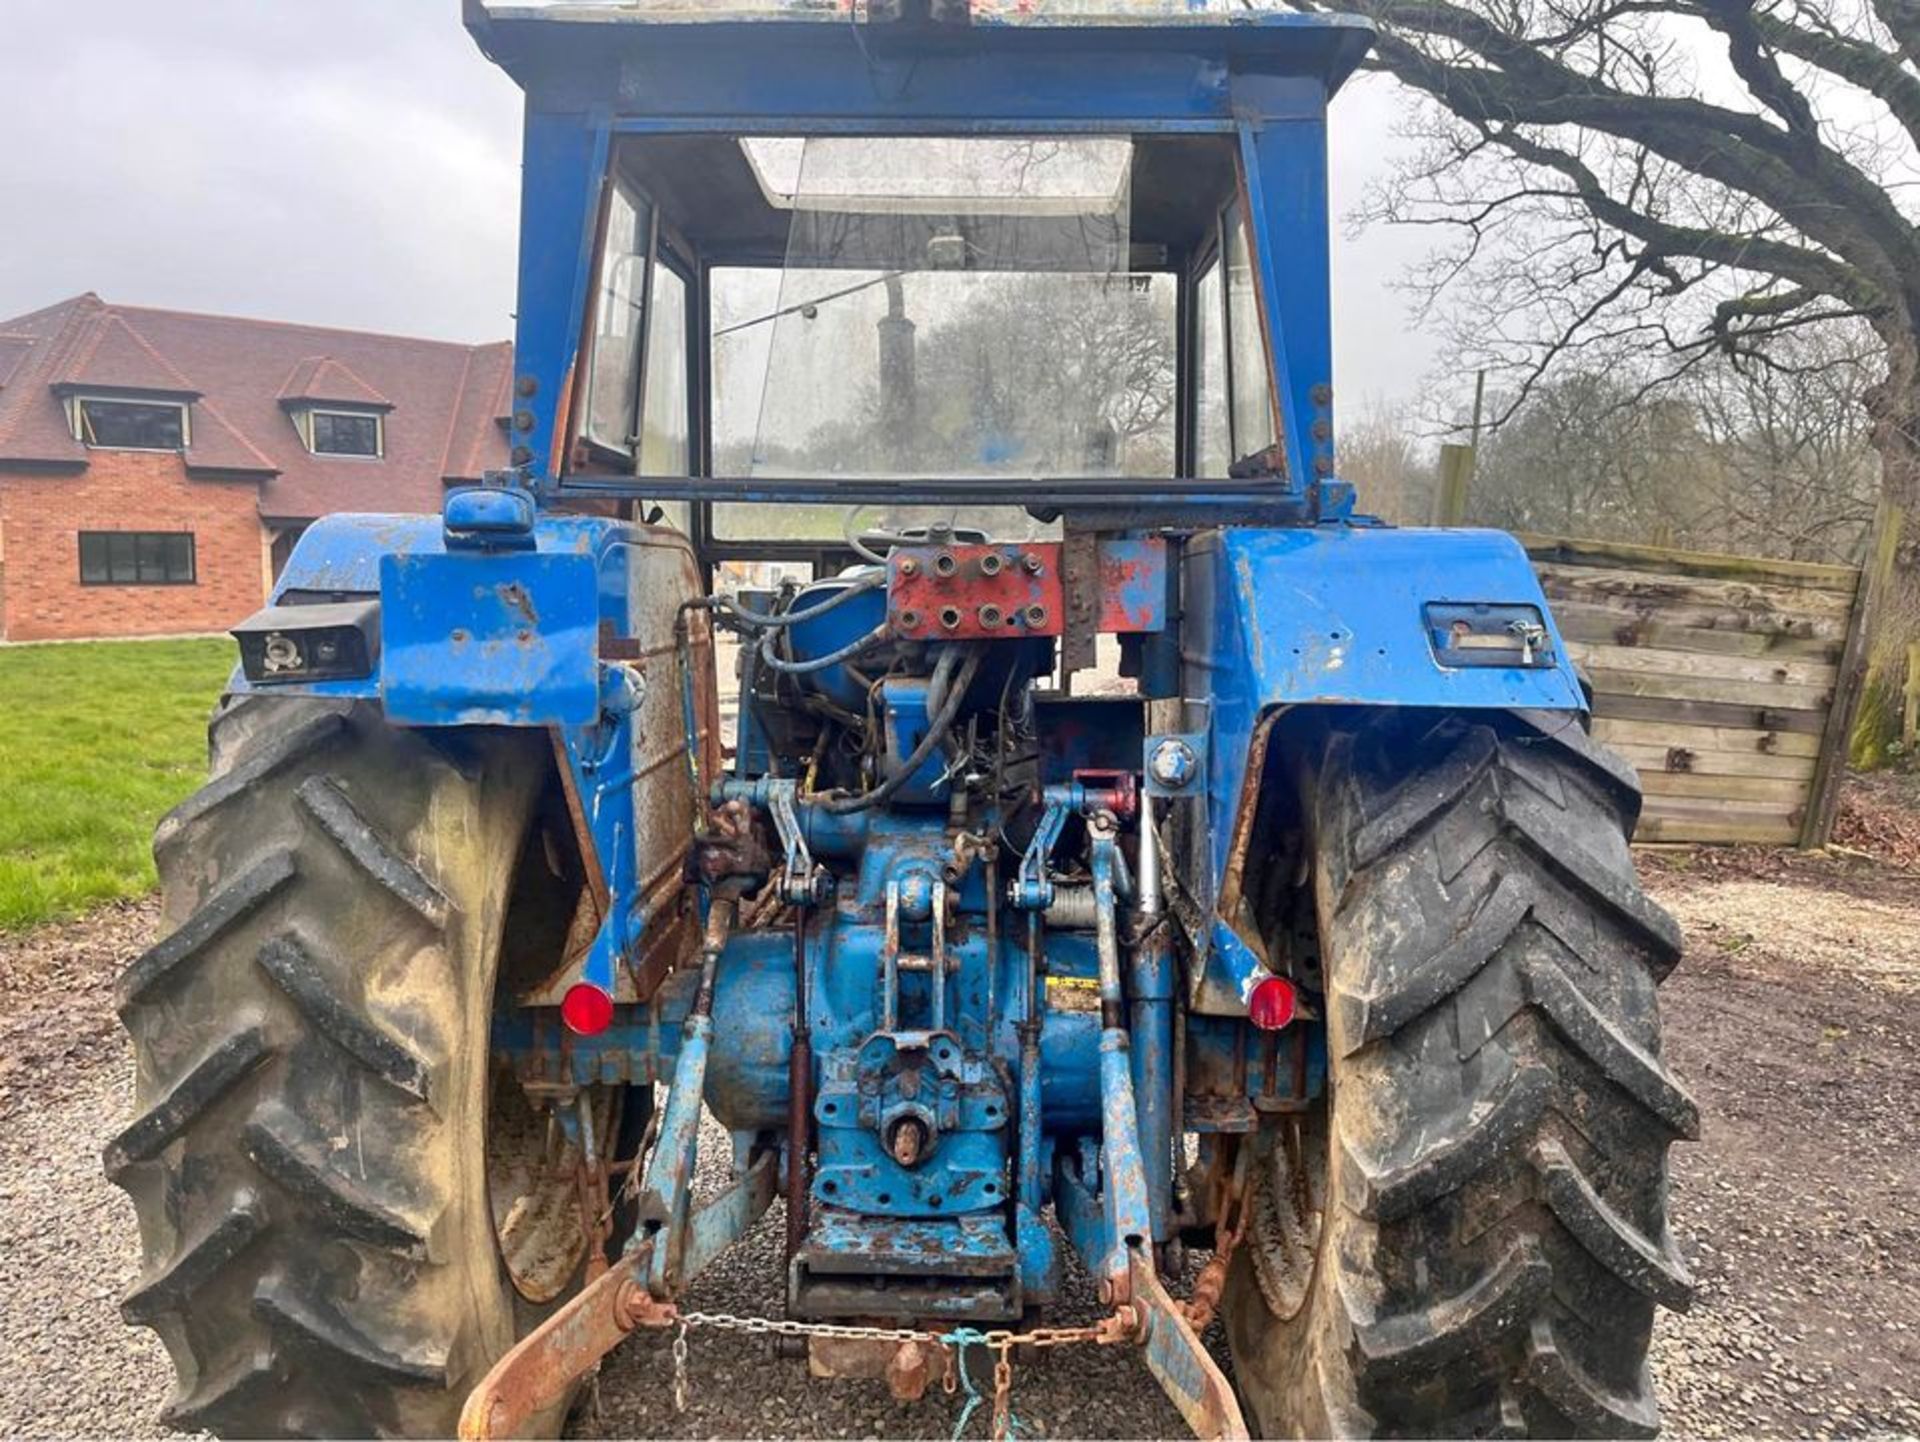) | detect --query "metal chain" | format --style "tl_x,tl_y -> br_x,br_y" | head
671,1308 -> 1114,1352
676,1310 -> 941,1345
665,1306 -> 1122,1439
990,1337 -> 1017,1441
671,1321 -> 691,1414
